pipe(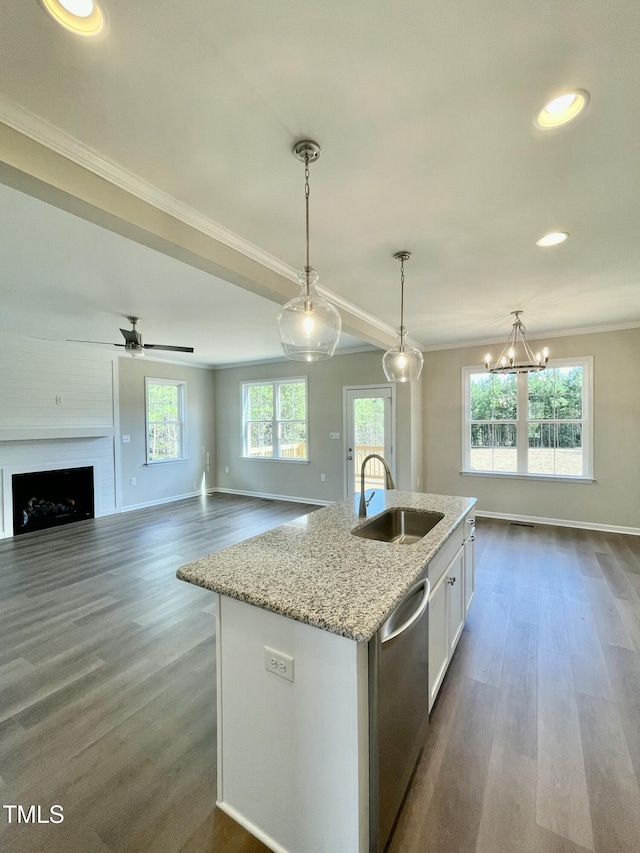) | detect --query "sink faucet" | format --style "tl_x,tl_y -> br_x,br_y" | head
359,454 -> 395,518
